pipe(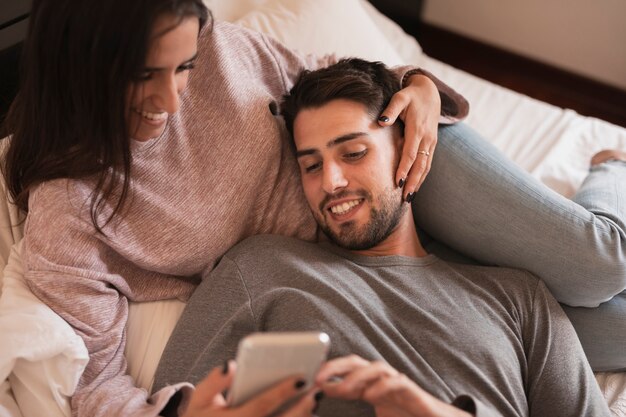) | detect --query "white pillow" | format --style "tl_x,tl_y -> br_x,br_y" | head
234,0 -> 405,66
0,380 -> 22,417
357,0 -> 423,64
0,242 -> 88,417
202,0 -> 269,22
0,139 -> 24,292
